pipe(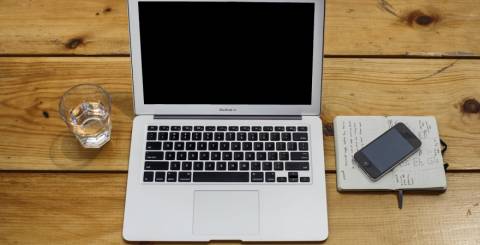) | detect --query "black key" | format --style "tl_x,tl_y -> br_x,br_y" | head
209,142 -> 219,150
188,152 -> 198,160
282,133 -> 291,141
276,142 -> 286,151
171,126 -> 181,131
248,133 -> 258,141
277,177 -> 287,182
194,161 -> 203,170
286,126 -> 296,131
170,162 -> 180,170
145,161 -> 168,170
222,152 -> 232,160
159,126 -> 169,131
226,132 -> 236,141
298,126 -> 308,131
158,132 -> 168,140
211,152 -> 221,160
182,126 -> 192,131
192,132 -> 202,141
177,152 -> 187,160
270,133 -> 280,141
206,126 -> 215,131
216,162 -> 226,170
169,132 -> 179,141
197,142 -> 207,150
205,161 -> 215,170
234,152 -> 244,160
287,142 -> 297,151
242,142 -> 252,151
182,161 -> 192,170
148,125 -> 158,131
163,142 -> 173,150
145,151 -> 164,160
259,133 -> 269,141
179,172 -> 192,182
231,142 -> 241,150
181,132 -> 191,141
146,142 -> 162,150
256,152 -> 266,160
240,126 -> 250,131
262,162 -> 272,170
254,142 -> 263,151
245,152 -> 255,160
167,172 -> 177,182
228,126 -> 239,131
265,142 -> 275,151
293,133 -> 308,142
251,172 -> 264,182
252,126 -> 262,131
199,152 -> 209,160
193,172 -> 249,182
220,142 -> 230,150
203,132 -> 213,141
217,126 -> 227,131
239,162 -> 249,170
300,177 -> 310,182
214,132 -> 224,141
291,152 -> 309,160
147,132 -> 156,141
237,132 -> 247,141
299,142 -> 309,151
275,126 -> 285,131
263,126 -> 273,131
268,152 -> 278,160
274,162 -> 284,171
279,152 -> 289,160
288,172 -> 299,182
251,162 -> 261,170
266,172 -> 276,182
155,171 -> 165,182
228,162 -> 238,170
174,142 -> 184,150
194,126 -> 204,131
143,172 -> 154,182
186,142 -> 196,150
286,162 -> 310,170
